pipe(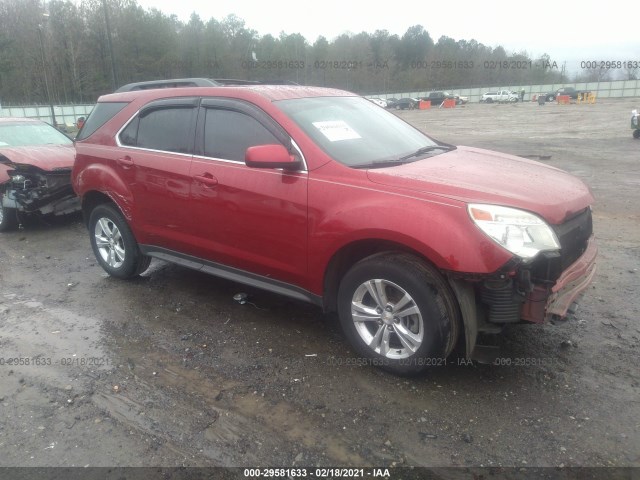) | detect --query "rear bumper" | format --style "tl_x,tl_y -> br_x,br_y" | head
521,235 -> 597,323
